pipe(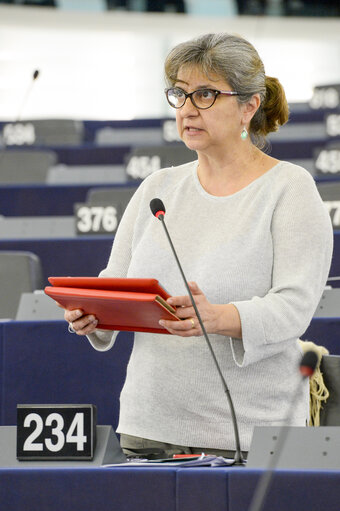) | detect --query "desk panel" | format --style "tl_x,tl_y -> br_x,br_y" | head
331,231 -> 340,277
0,467 -> 177,511
0,184 -> 134,217
3,137 -> 330,167
1,464 -> 340,511
303,318 -> 340,354
45,144 -> 131,166
0,237 -> 113,284
0,321 -> 133,426
176,467 -> 229,511
0,315 -> 339,427
1,232 -> 339,290
229,468 -> 340,511
80,110 -> 331,144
